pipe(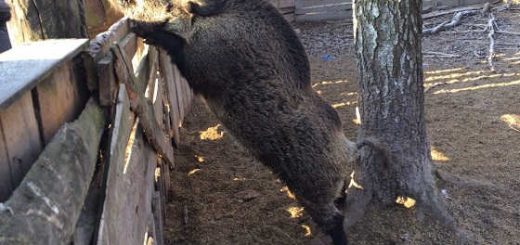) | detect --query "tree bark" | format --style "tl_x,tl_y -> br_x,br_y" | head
6,0 -> 88,44
345,0 -> 453,236
0,0 -> 11,53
